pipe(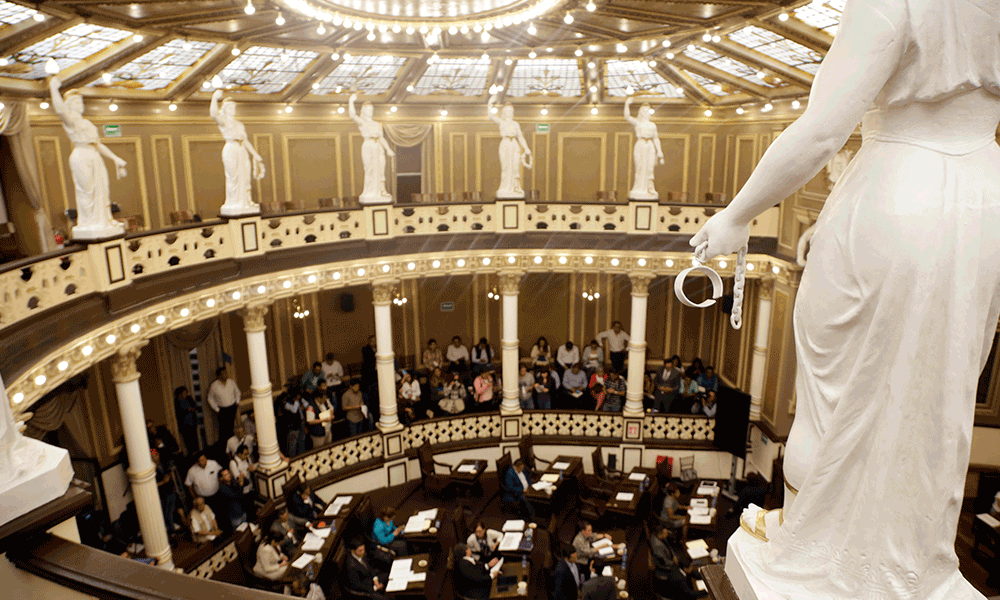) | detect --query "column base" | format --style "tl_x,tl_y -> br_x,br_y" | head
376,421 -> 404,435
254,460 -> 290,500
500,413 -> 522,440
